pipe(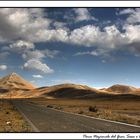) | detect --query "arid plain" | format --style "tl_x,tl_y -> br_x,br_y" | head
0,72 -> 140,132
